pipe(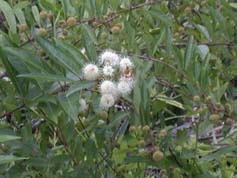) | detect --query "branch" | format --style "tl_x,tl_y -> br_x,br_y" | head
0,104 -> 25,119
